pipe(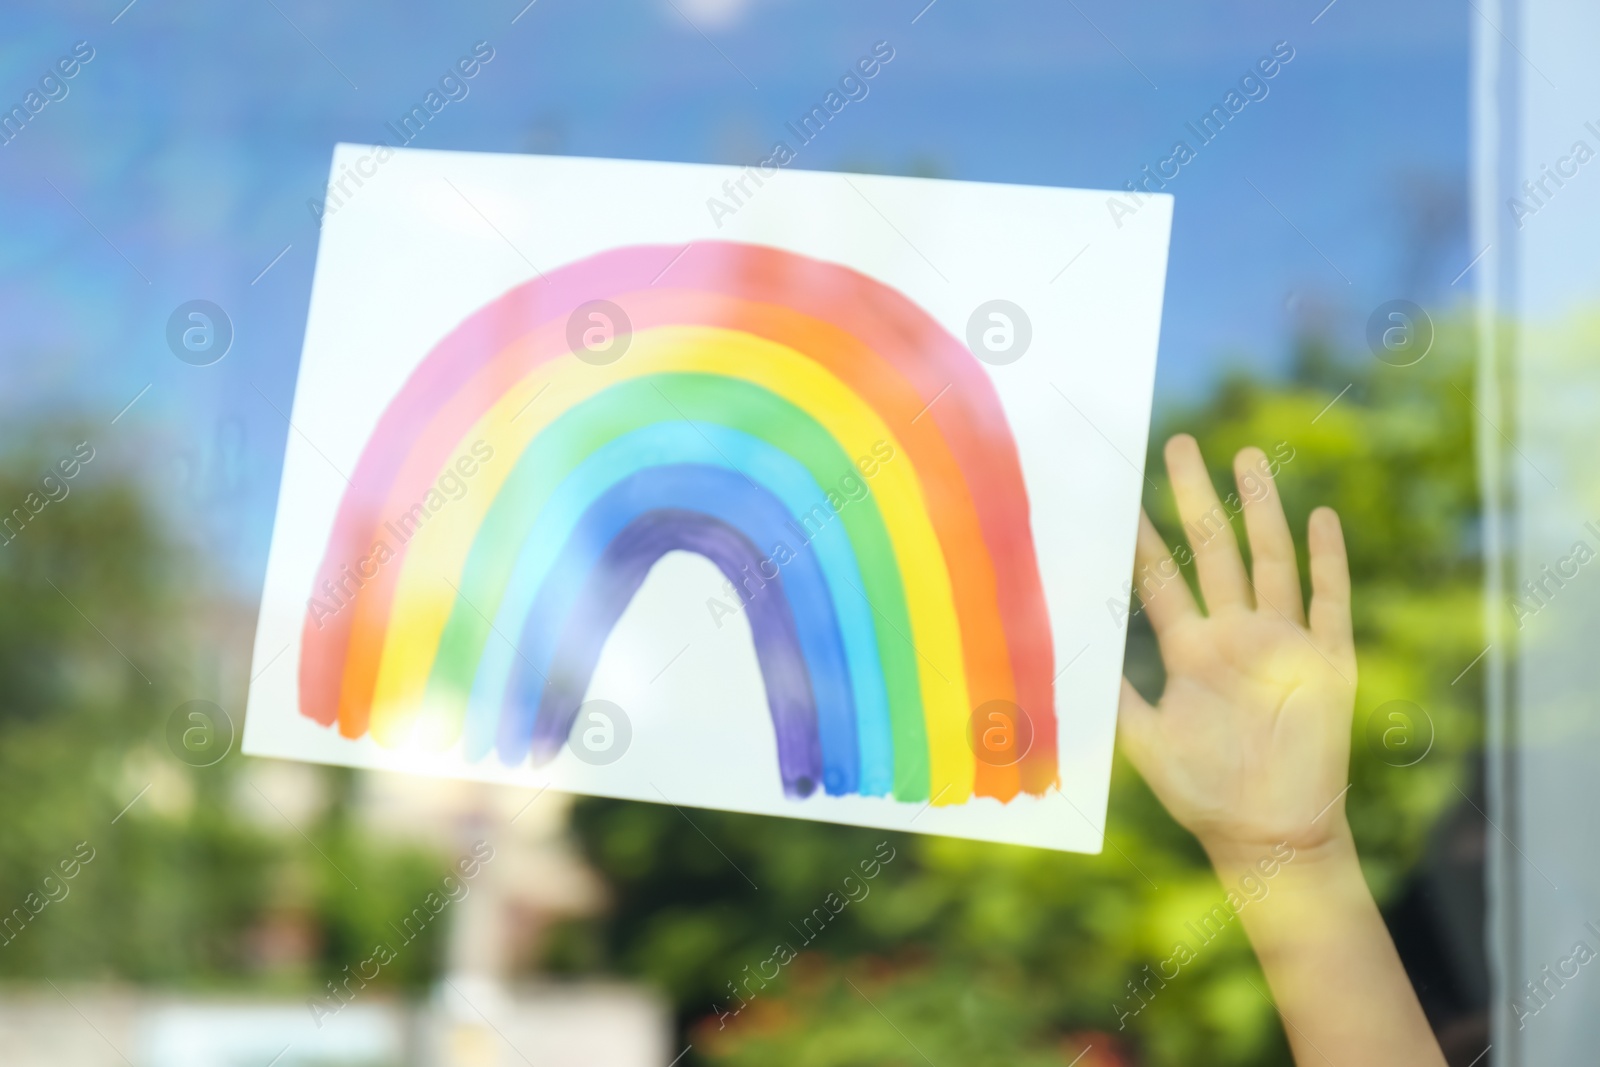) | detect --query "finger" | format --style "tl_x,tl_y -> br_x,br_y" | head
1164,434 -> 1251,611
1132,509 -> 1198,639
1116,676 -> 1160,775
1234,447 -> 1305,624
1307,507 -> 1353,658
